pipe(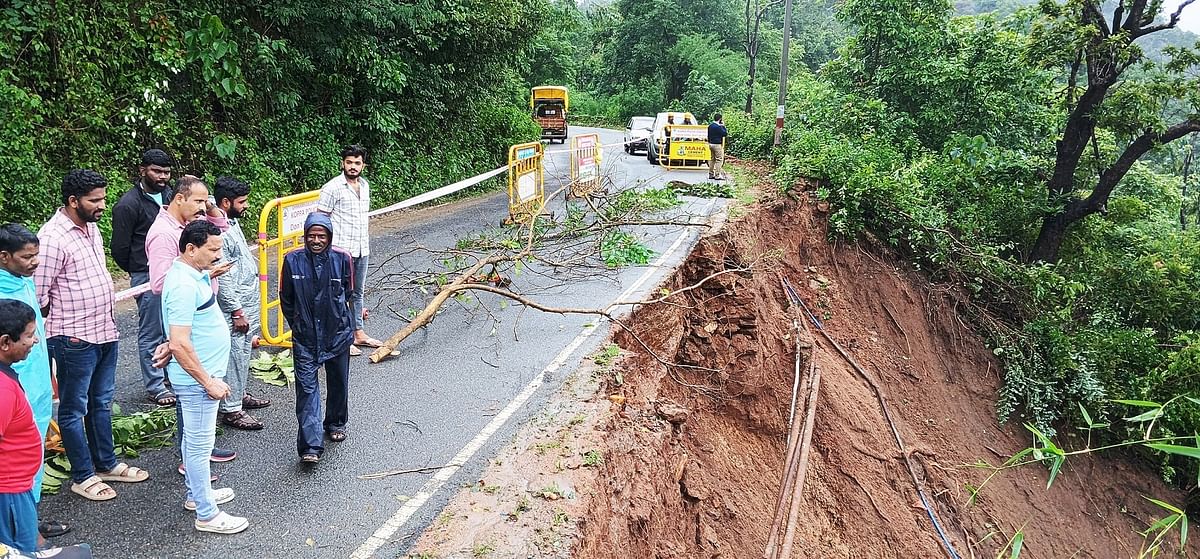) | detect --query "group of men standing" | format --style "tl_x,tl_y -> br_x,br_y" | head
0,144 -> 381,552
